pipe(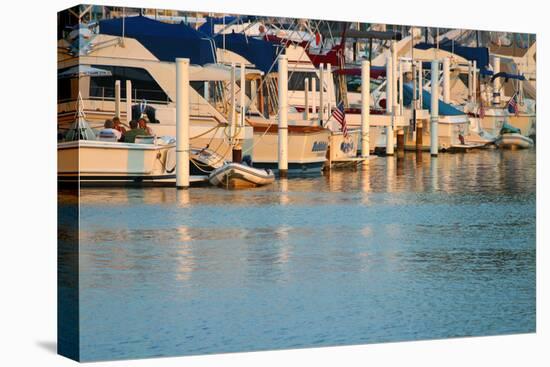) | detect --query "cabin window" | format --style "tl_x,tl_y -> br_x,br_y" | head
346,75 -> 381,93
288,71 -> 320,91
89,65 -> 171,103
